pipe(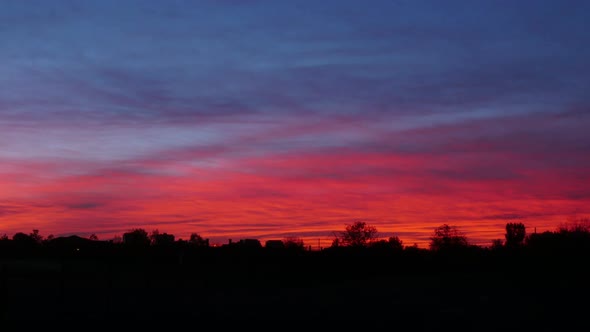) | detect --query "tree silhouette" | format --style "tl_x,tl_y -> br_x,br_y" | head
122,228 -> 150,247
283,236 -> 305,250
29,229 -> 43,244
339,221 -> 379,247
330,237 -> 340,248
545,217 -> 590,251
12,232 -> 37,248
0,234 -> 8,241
369,236 -> 403,251
150,229 -> 175,246
188,233 -> 209,247
558,217 -> 590,234
491,239 -> 504,250
89,234 -> 99,241
388,236 -> 403,250
429,224 -> 468,251
505,222 -> 526,248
